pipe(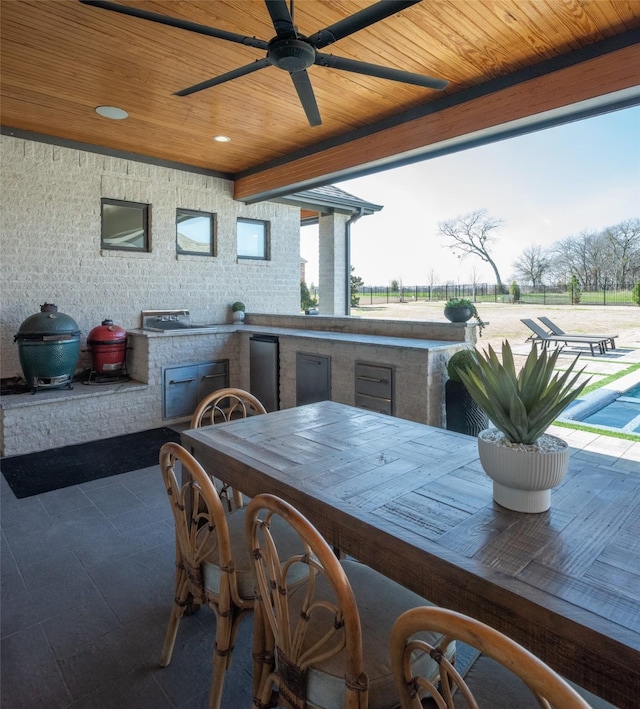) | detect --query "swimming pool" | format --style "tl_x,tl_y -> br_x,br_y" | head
623,383 -> 640,400
560,377 -> 640,435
